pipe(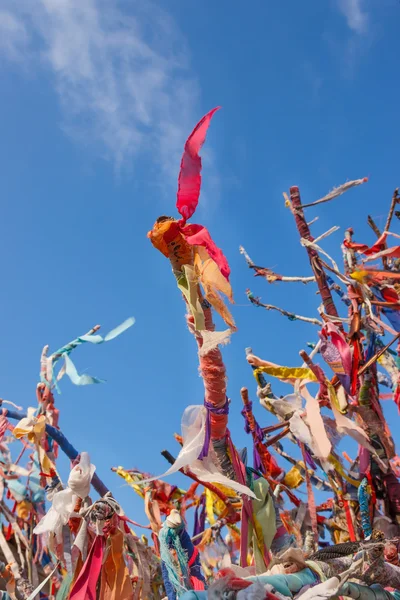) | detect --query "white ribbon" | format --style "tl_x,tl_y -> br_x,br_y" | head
26,563 -> 60,600
136,405 -> 256,498
34,453 -> 95,539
